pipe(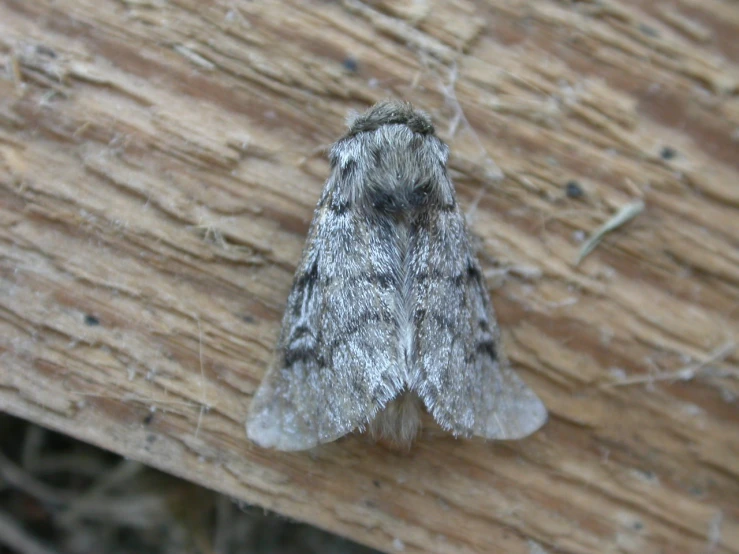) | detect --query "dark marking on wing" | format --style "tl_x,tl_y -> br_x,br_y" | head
291,259 -> 319,316
290,324 -> 312,341
340,158 -> 357,181
284,344 -> 320,367
431,311 -> 456,332
466,262 -> 482,281
414,267 -> 478,287
329,197 -> 351,214
326,310 -> 395,352
471,340 -> 497,362
370,188 -> 402,214
408,179 -> 434,208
